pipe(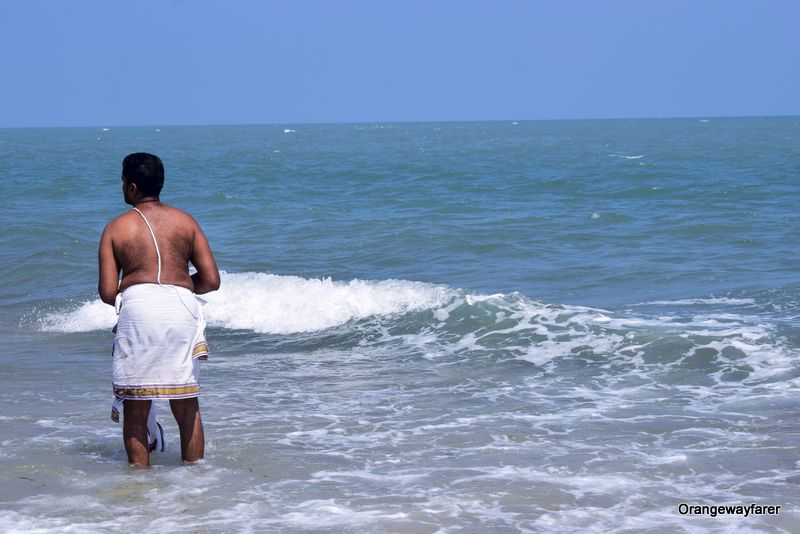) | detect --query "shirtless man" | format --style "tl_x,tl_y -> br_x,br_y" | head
98,153 -> 220,467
